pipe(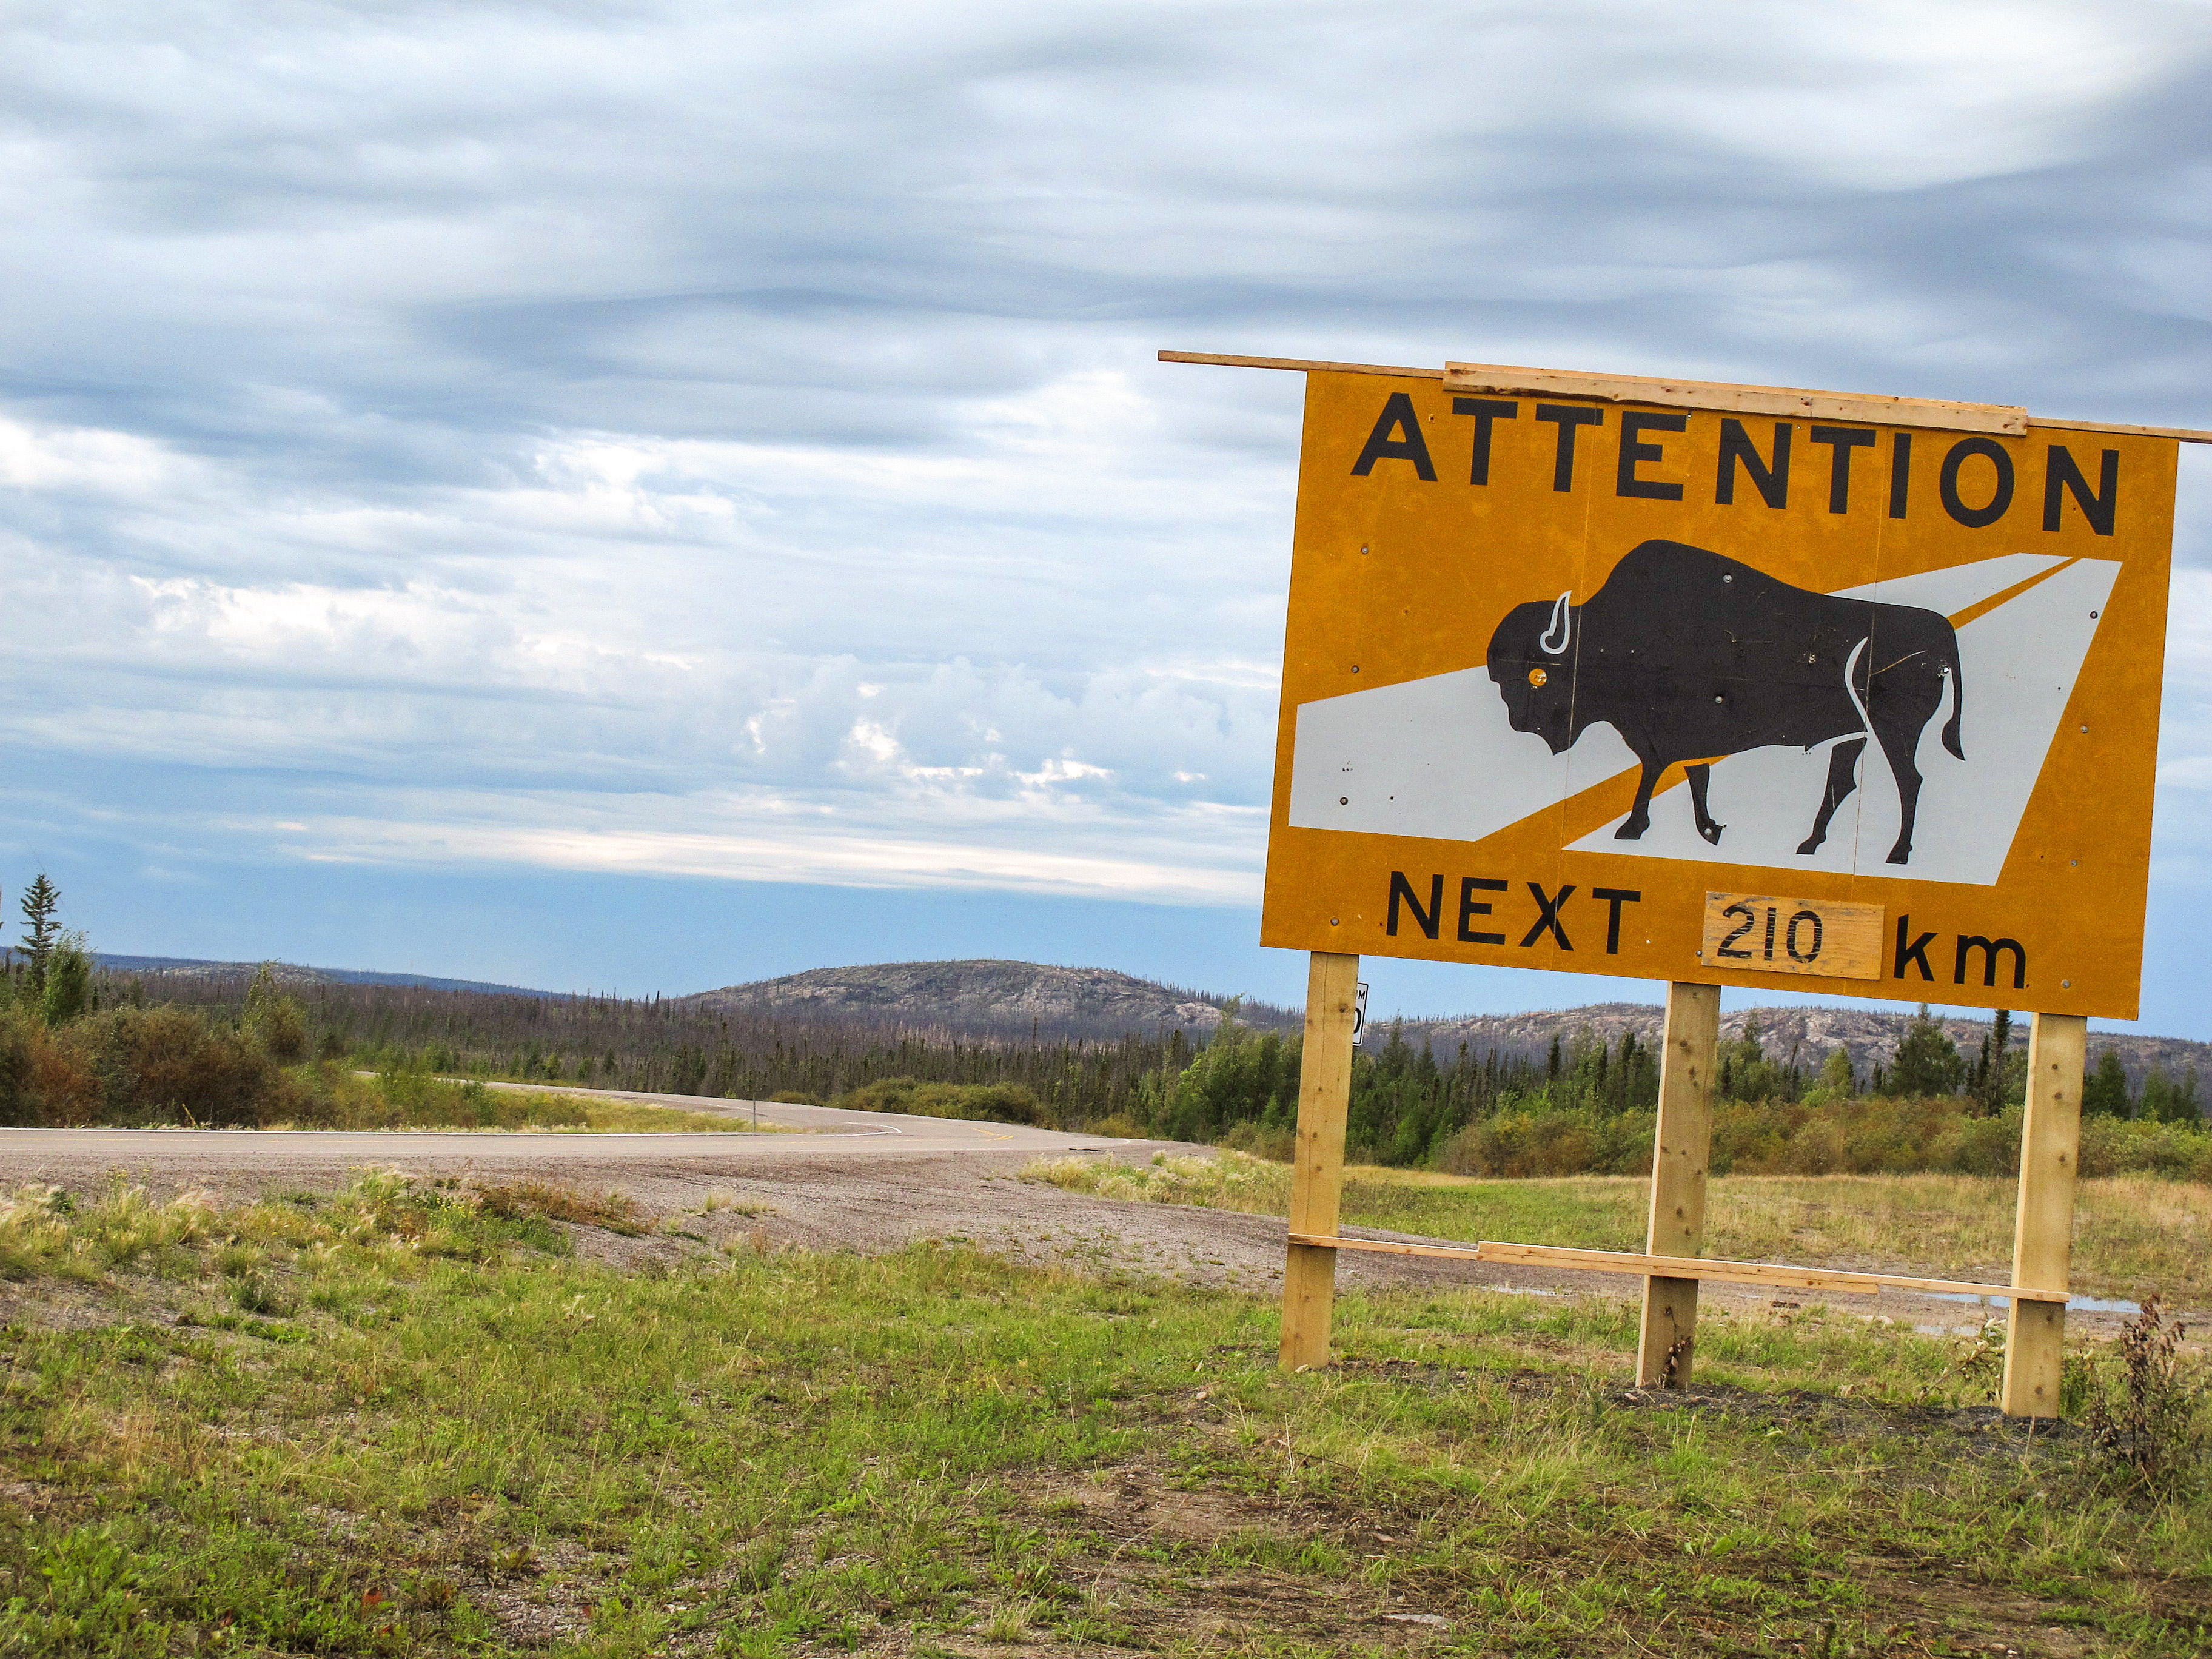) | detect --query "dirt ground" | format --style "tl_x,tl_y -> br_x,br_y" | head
0,1136 -> 2173,1341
